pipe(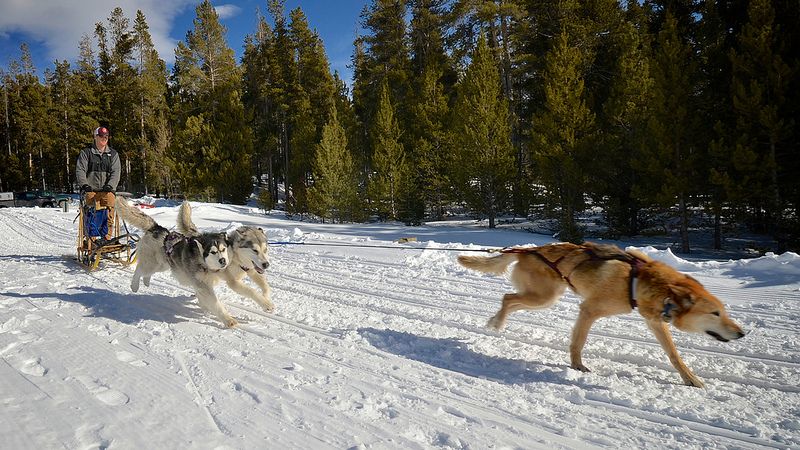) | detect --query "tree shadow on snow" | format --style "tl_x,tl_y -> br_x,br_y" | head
0,287 -> 207,325
359,328 -> 604,389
